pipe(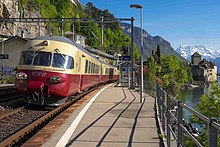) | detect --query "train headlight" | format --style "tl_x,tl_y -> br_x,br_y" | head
50,76 -> 65,83
43,40 -> 49,46
16,72 -> 28,80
